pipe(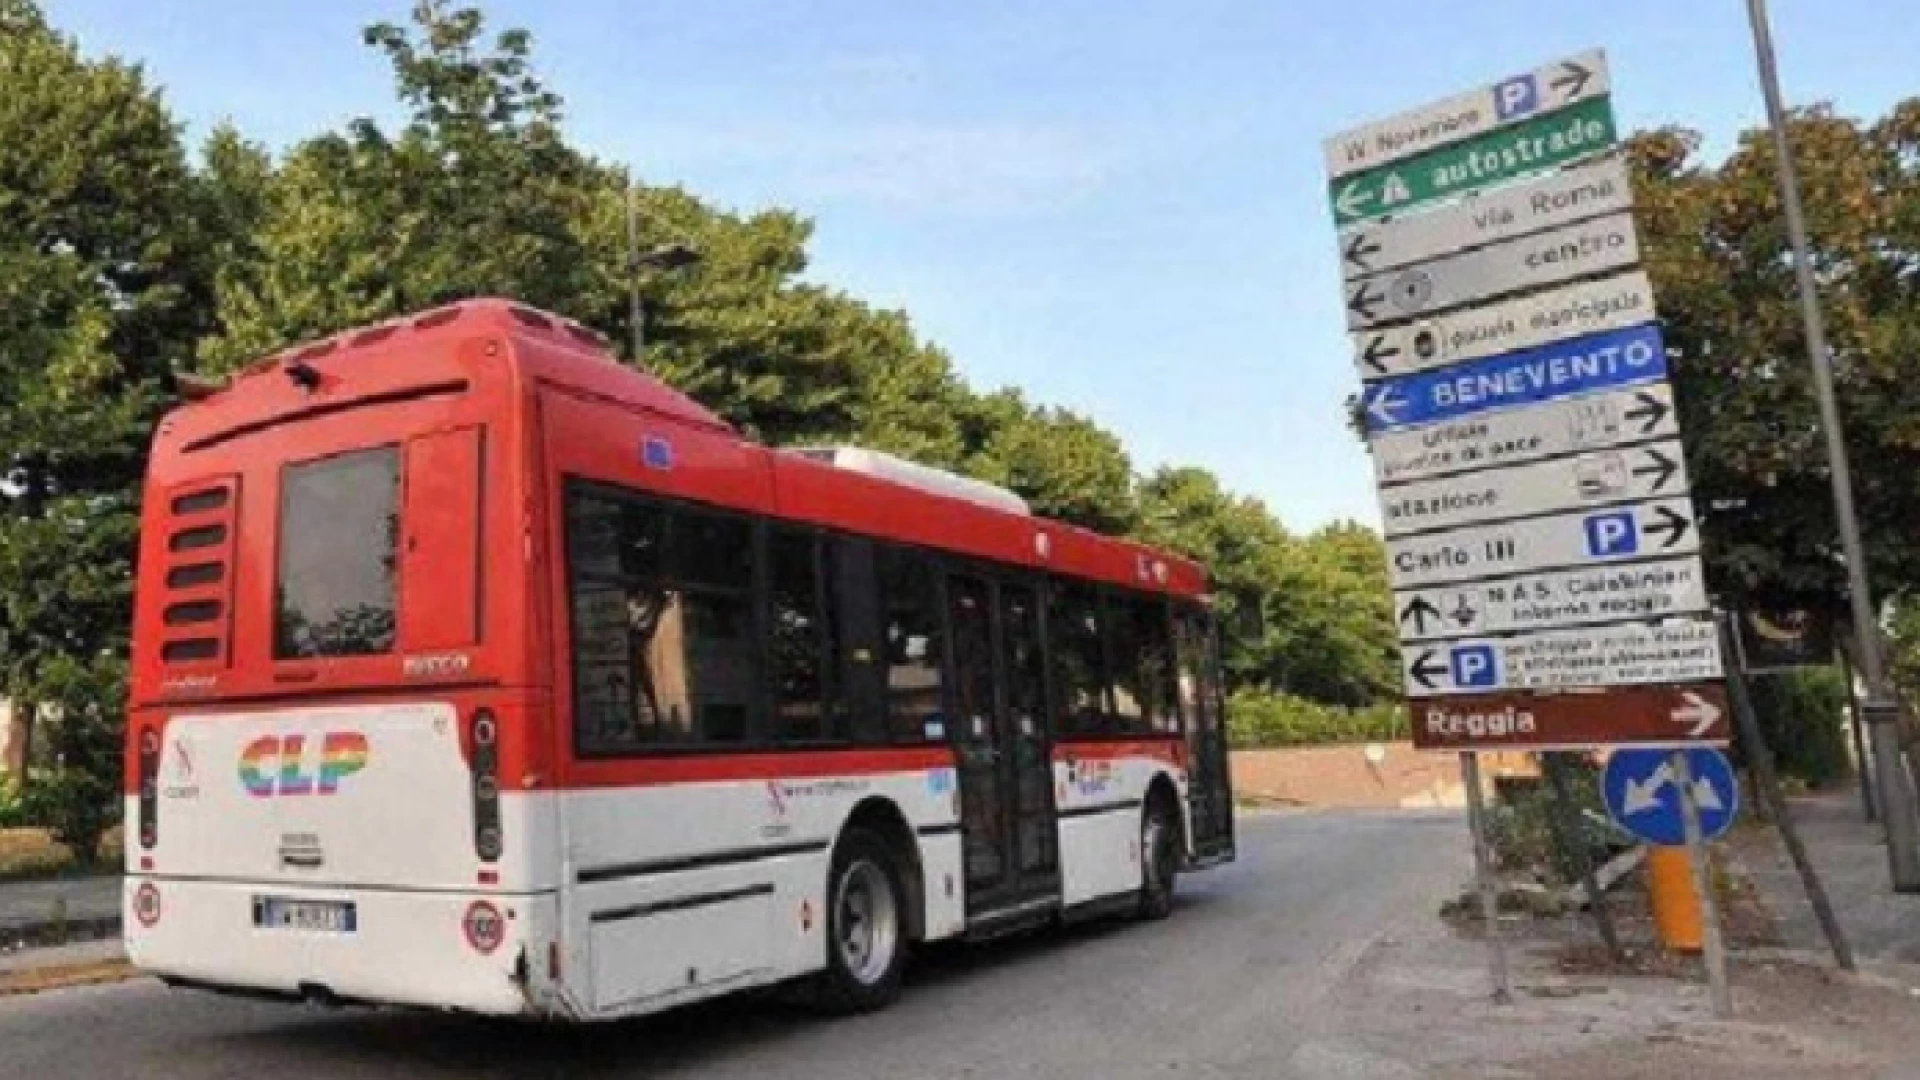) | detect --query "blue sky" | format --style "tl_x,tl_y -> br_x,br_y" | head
46,1 -> 1920,531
